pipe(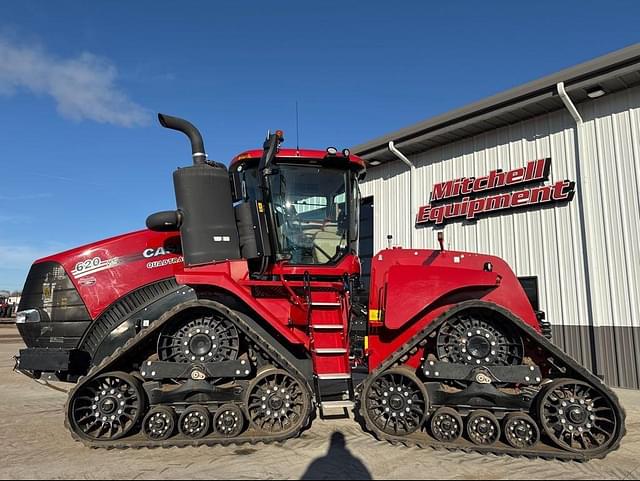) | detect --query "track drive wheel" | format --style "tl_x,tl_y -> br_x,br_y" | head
436,312 -> 524,367
246,367 -> 311,437
362,367 -> 429,436
179,405 -> 211,439
537,378 -> 619,455
467,410 -> 501,446
503,412 -> 540,449
214,404 -> 245,438
158,309 -> 240,363
430,407 -> 464,442
143,406 -> 176,441
68,371 -> 145,441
